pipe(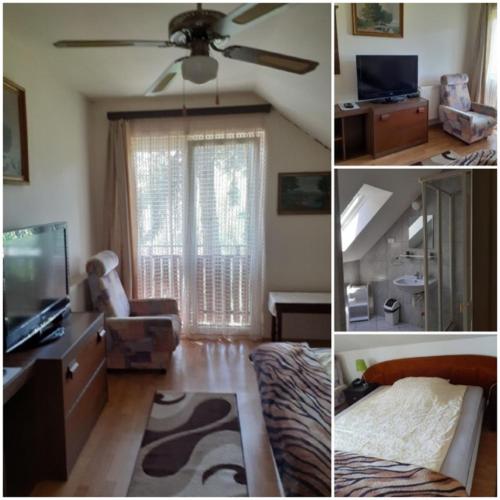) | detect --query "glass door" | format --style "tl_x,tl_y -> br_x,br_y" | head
422,171 -> 471,331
